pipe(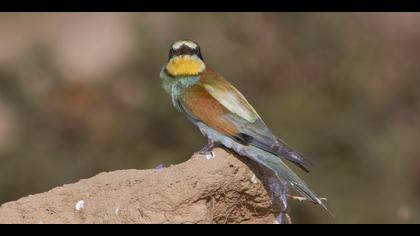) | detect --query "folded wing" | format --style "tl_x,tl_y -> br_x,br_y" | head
181,68 -> 312,172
